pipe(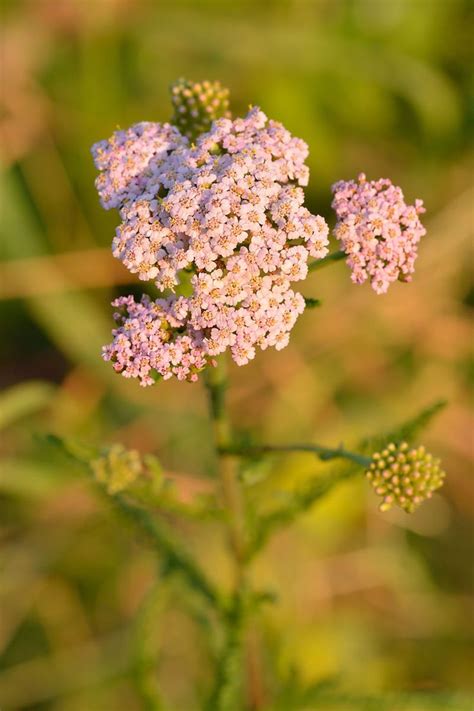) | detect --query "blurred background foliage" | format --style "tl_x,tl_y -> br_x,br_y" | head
0,0 -> 473,709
